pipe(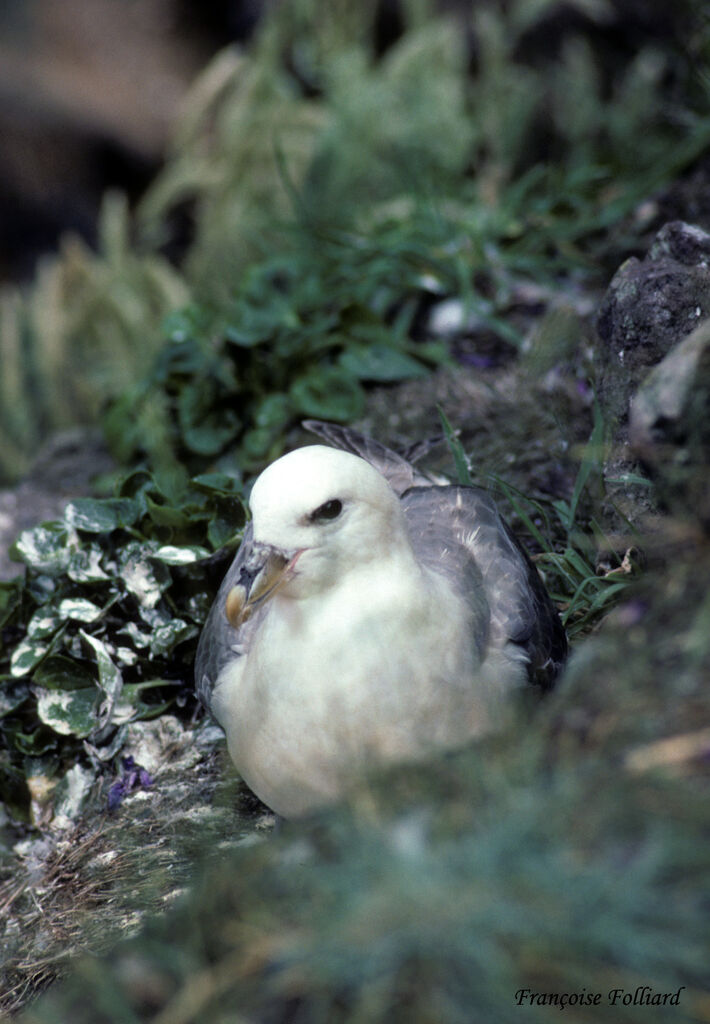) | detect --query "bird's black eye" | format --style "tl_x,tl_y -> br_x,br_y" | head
309,499 -> 343,522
